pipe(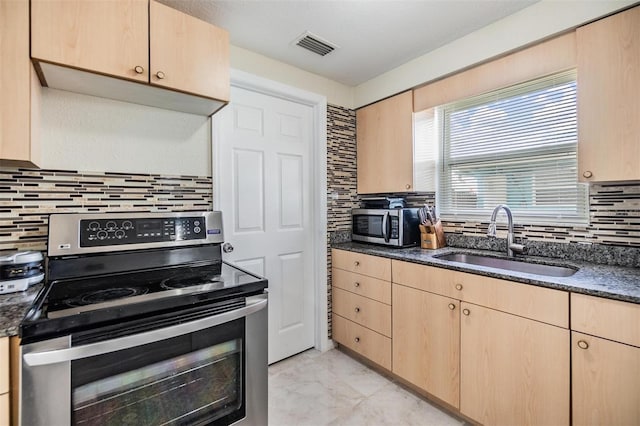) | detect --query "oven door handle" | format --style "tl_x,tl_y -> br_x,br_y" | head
23,293 -> 268,367
382,212 -> 390,243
